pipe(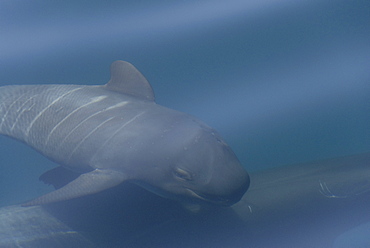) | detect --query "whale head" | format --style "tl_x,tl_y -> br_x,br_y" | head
133,117 -> 250,207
